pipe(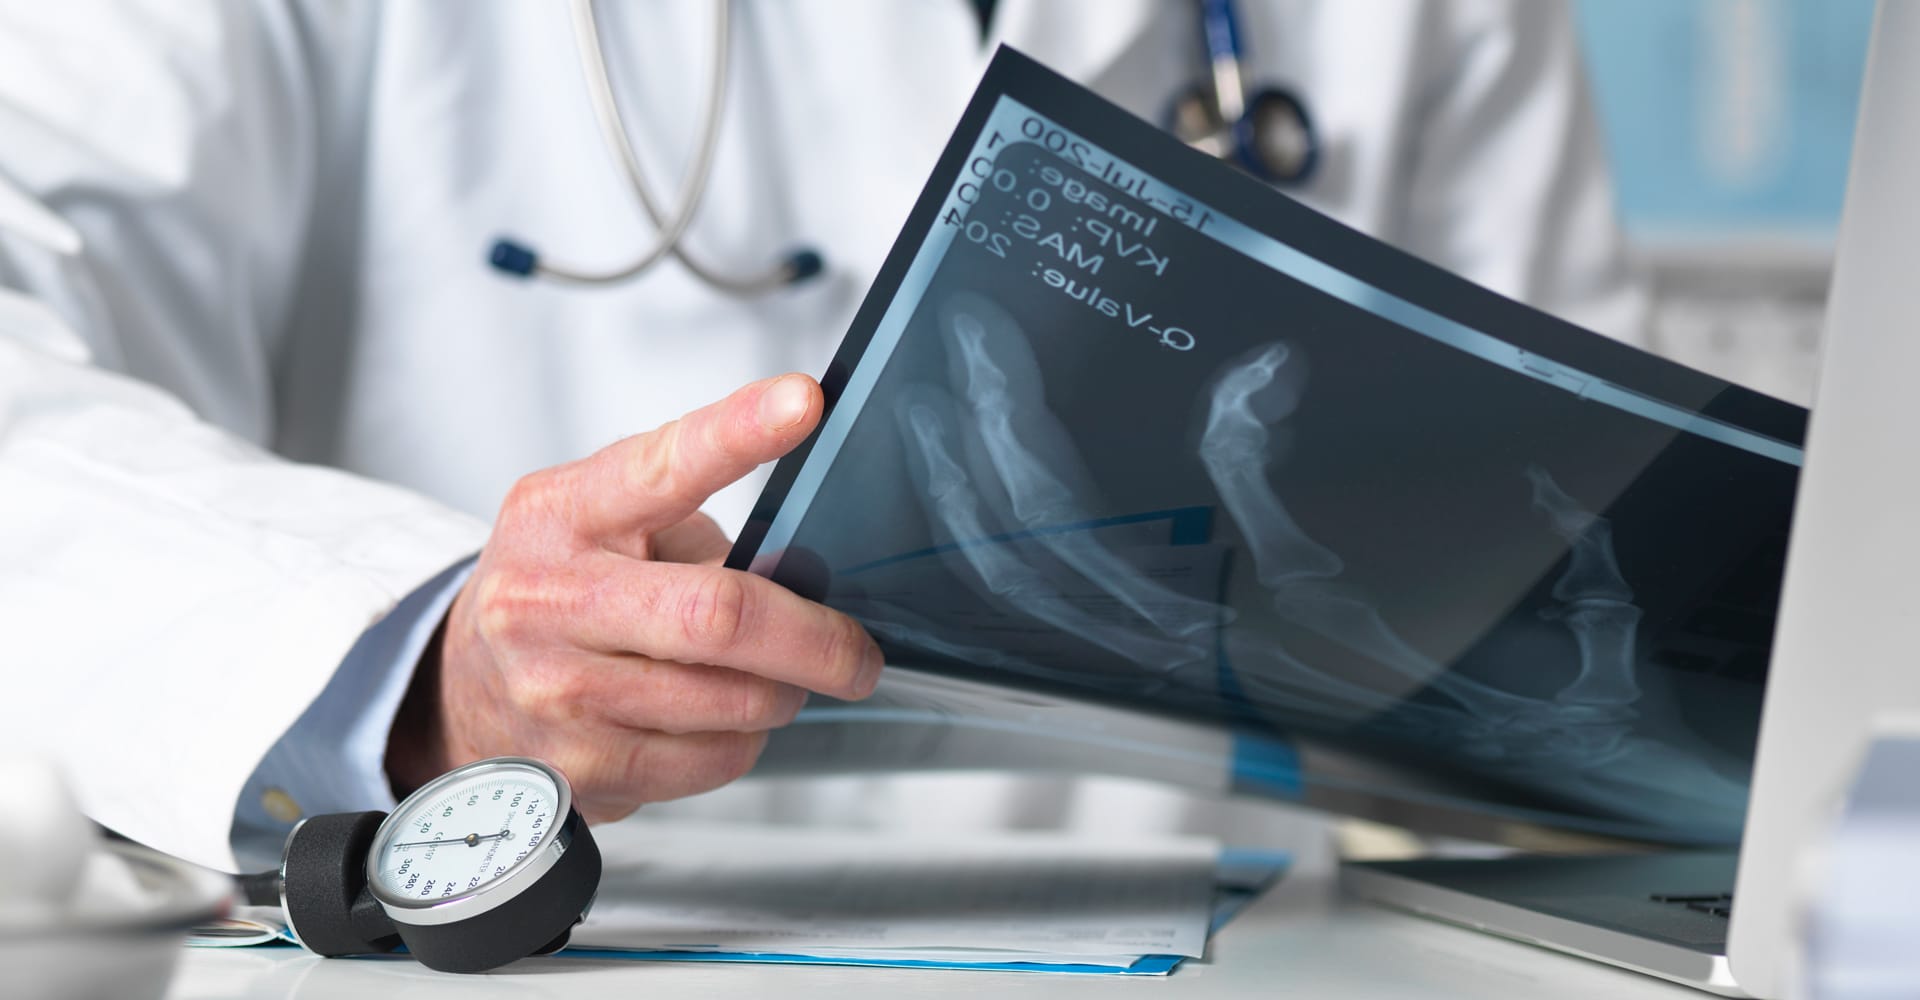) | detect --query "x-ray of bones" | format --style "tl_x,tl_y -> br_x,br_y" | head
890,393 -> 1207,683
1526,463 -> 1644,714
1200,344 -> 1578,732
1198,341 -> 1744,816
865,293 -> 1228,687
861,292 -> 1744,822
943,293 -> 1224,641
